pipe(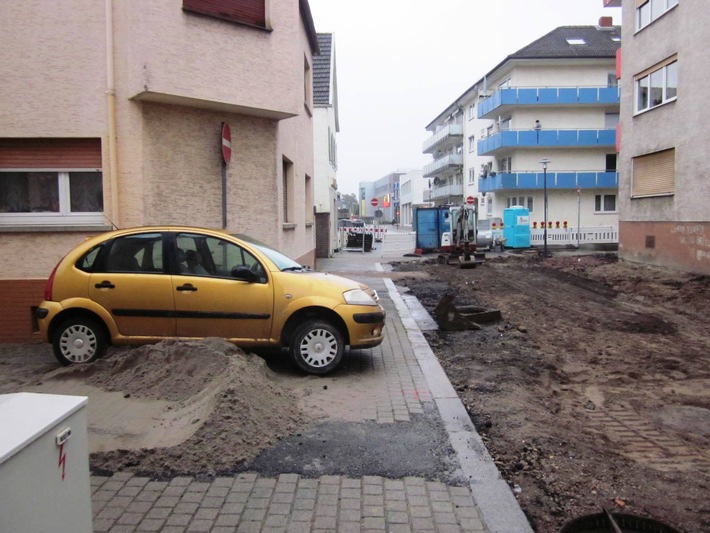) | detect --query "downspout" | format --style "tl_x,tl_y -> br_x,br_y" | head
105,0 -> 119,226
